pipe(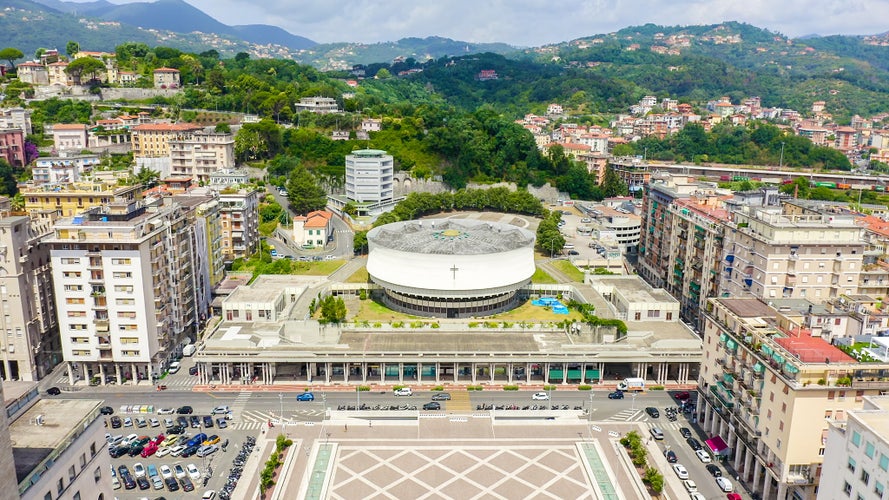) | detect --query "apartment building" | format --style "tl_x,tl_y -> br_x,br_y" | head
218,188 -> 260,261
21,181 -> 143,219
820,396 -> 889,500
46,200 -> 201,385
0,128 -> 26,166
664,196 -> 730,330
169,131 -> 235,183
31,155 -> 100,184
699,297 -> 889,500
50,124 -> 88,152
720,203 -> 865,302
131,123 -> 203,158
7,395 -> 112,500
345,149 -> 394,203
294,96 -> 340,114
174,194 -> 224,317
0,383 -> 17,499
0,108 -> 32,134
0,216 -> 59,382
